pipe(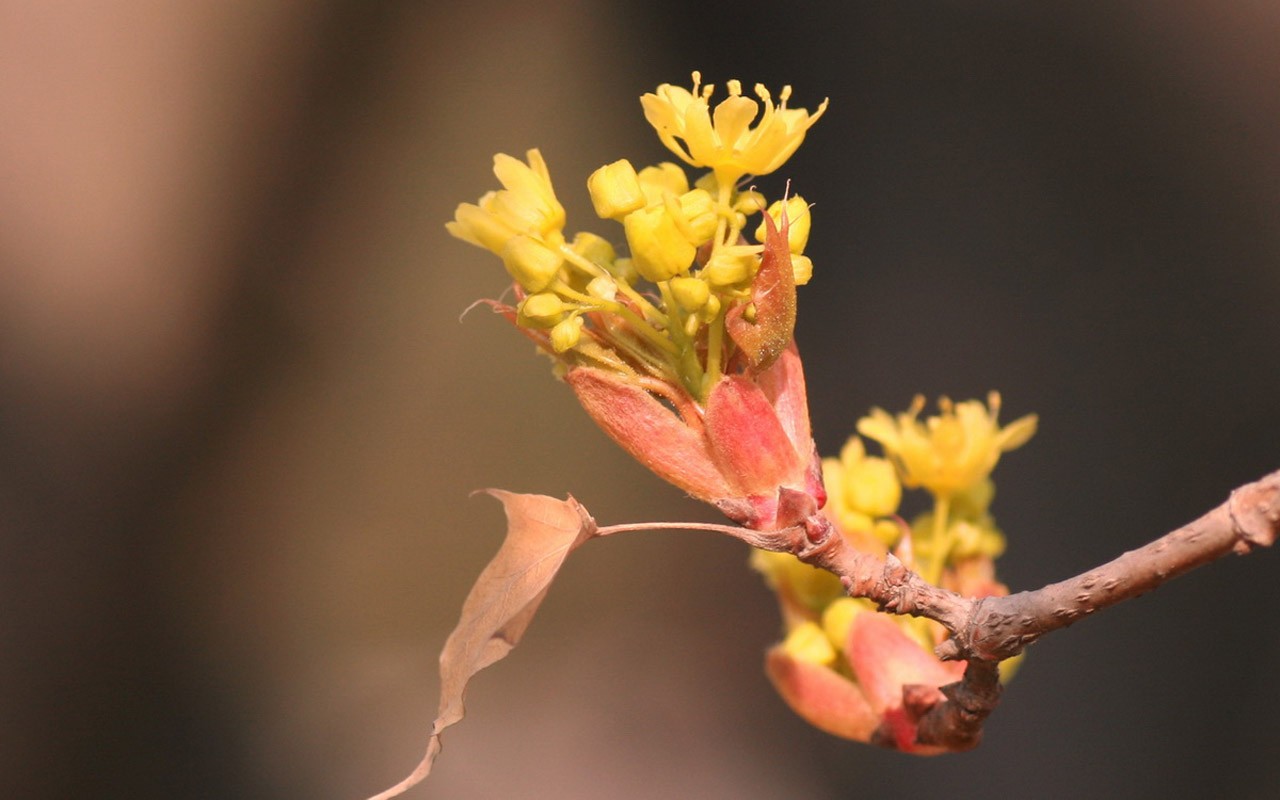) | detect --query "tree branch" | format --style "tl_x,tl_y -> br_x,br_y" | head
951,468 -> 1280,662
791,468 -> 1280,751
